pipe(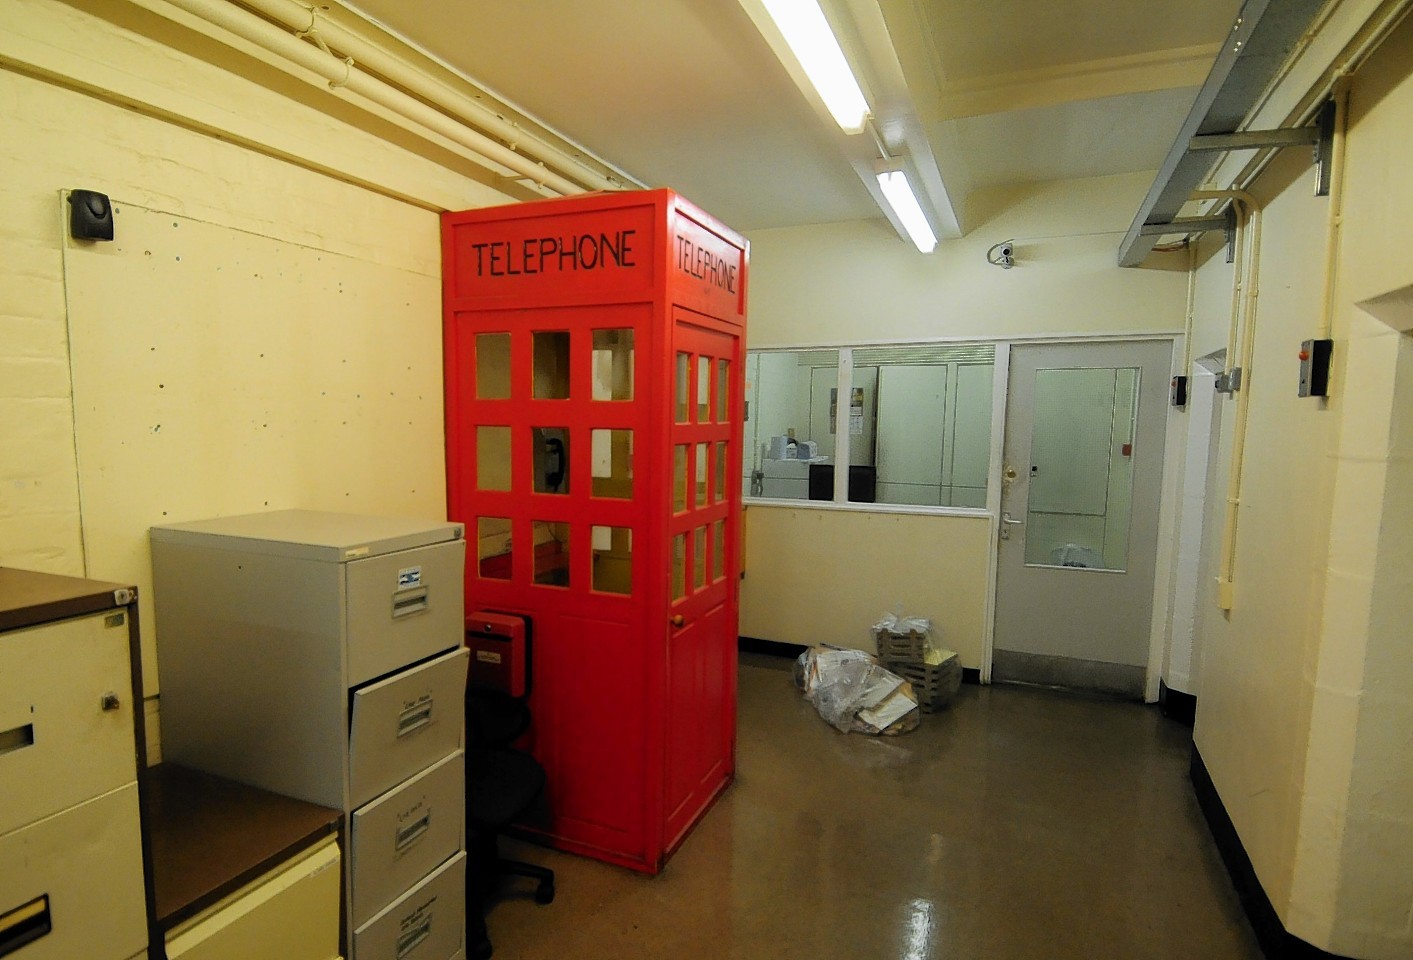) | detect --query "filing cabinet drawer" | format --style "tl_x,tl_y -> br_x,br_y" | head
350,751 -> 464,927
0,784 -> 146,960
349,647 -> 467,809
165,835 -> 341,960
0,612 -> 136,837
352,851 -> 464,960
345,540 -> 465,687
